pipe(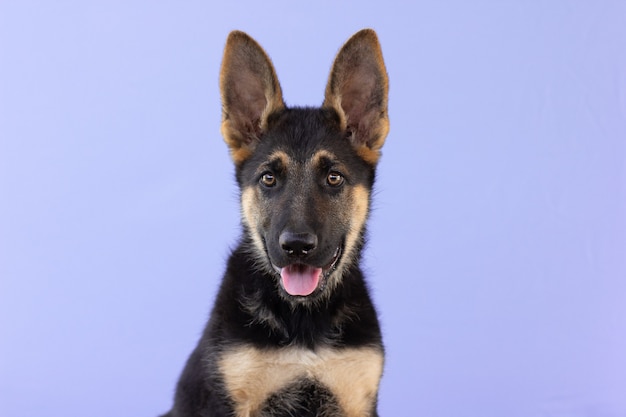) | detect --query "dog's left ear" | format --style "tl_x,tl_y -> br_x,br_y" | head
324,29 -> 389,165
220,31 -> 285,165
